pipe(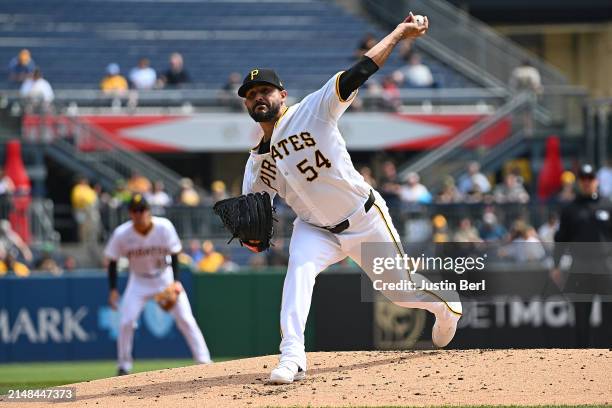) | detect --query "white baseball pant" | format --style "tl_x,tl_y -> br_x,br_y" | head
118,274 -> 211,371
279,191 -> 461,370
